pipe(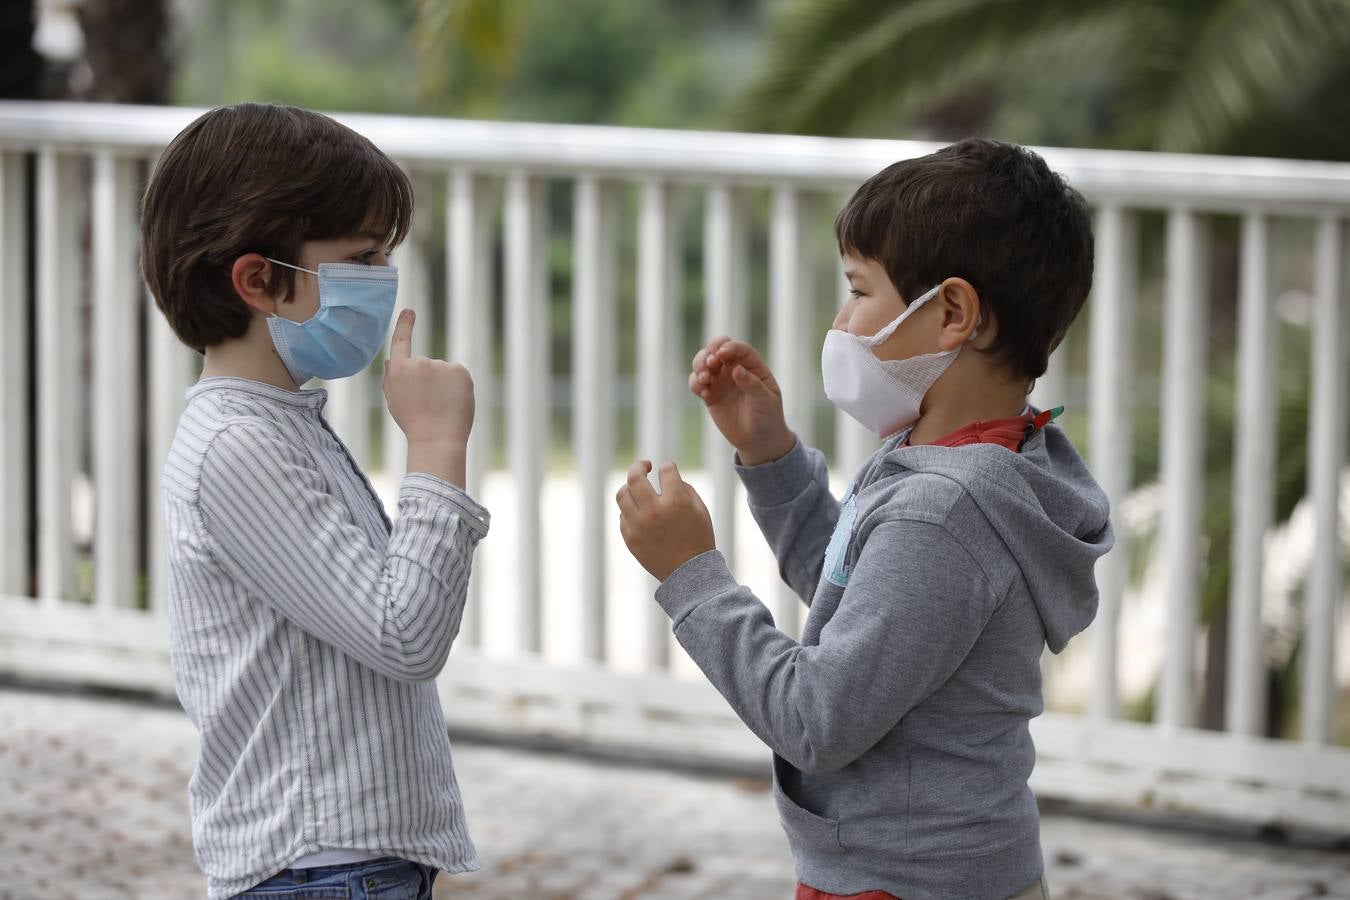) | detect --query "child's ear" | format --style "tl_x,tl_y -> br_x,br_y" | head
935,278 -> 983,352
231,253 -> 283,316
